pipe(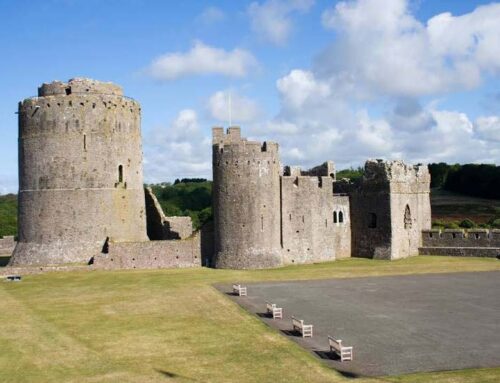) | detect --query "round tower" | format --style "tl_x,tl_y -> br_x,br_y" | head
10,78 -> 148,266
212,127 -> 282,269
